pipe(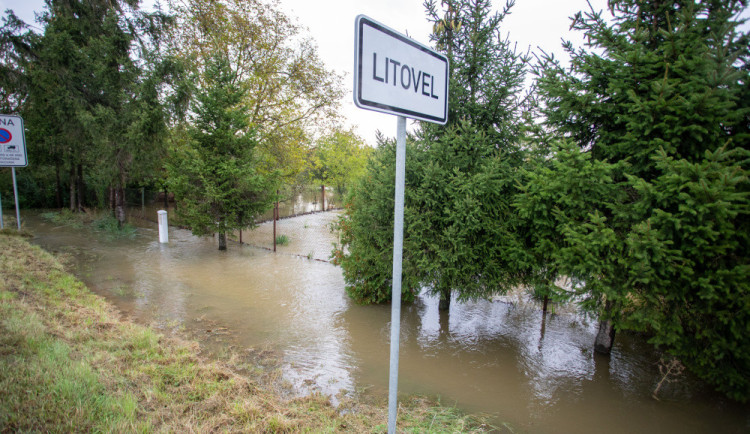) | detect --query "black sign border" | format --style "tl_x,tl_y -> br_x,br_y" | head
354,15 -> 449,125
